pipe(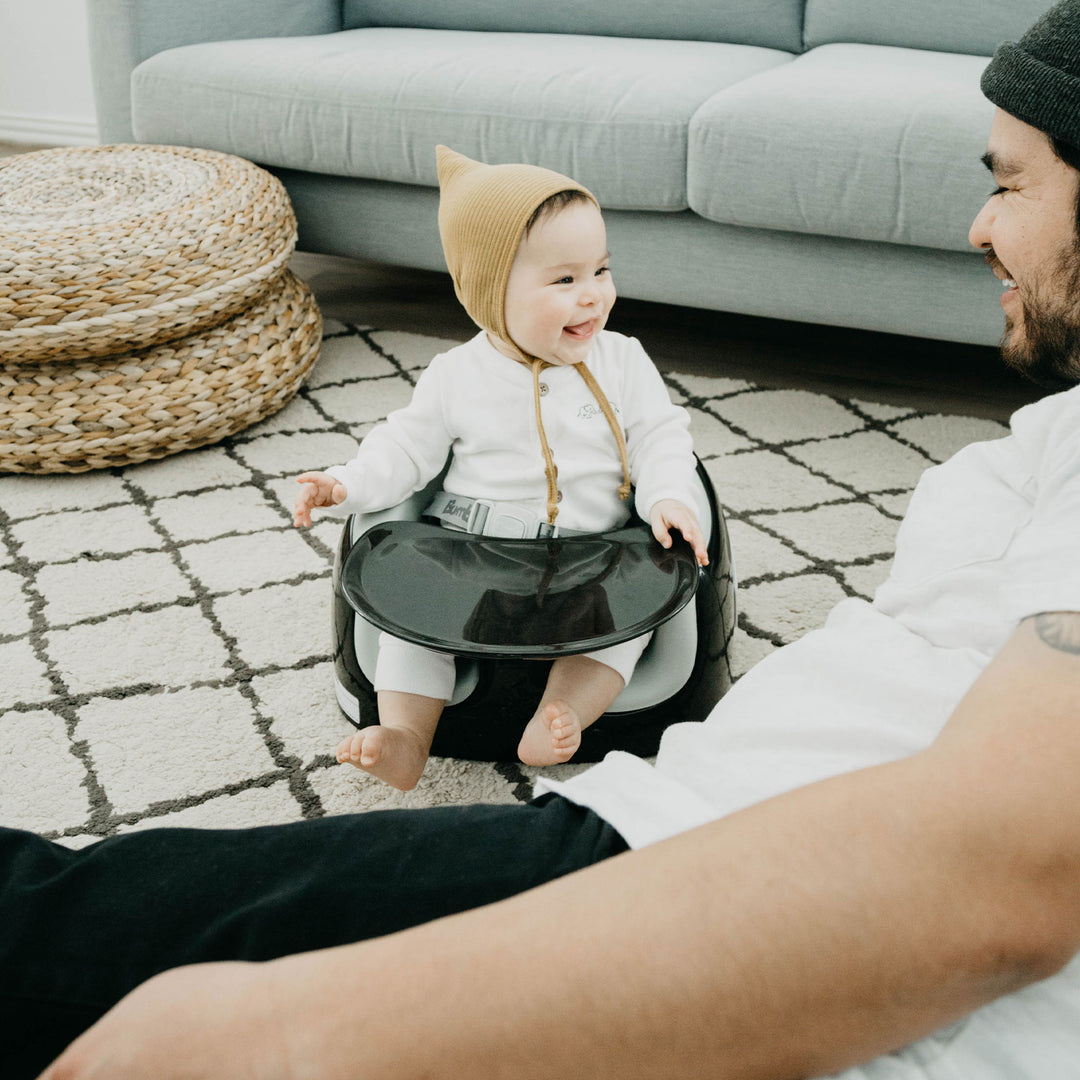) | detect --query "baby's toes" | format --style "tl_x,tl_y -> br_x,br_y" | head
548,708 -> 581,749
358,728 -> 383,766
336,733 -> 364,763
